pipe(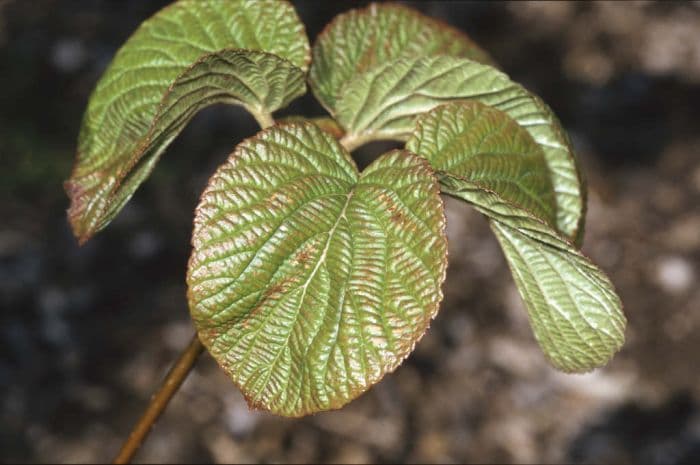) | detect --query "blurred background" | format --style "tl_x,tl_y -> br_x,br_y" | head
2,0 -> 700,463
